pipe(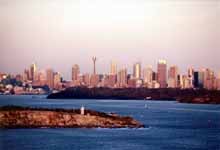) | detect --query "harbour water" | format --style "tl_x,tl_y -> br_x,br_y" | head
0,95 -> 220,150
